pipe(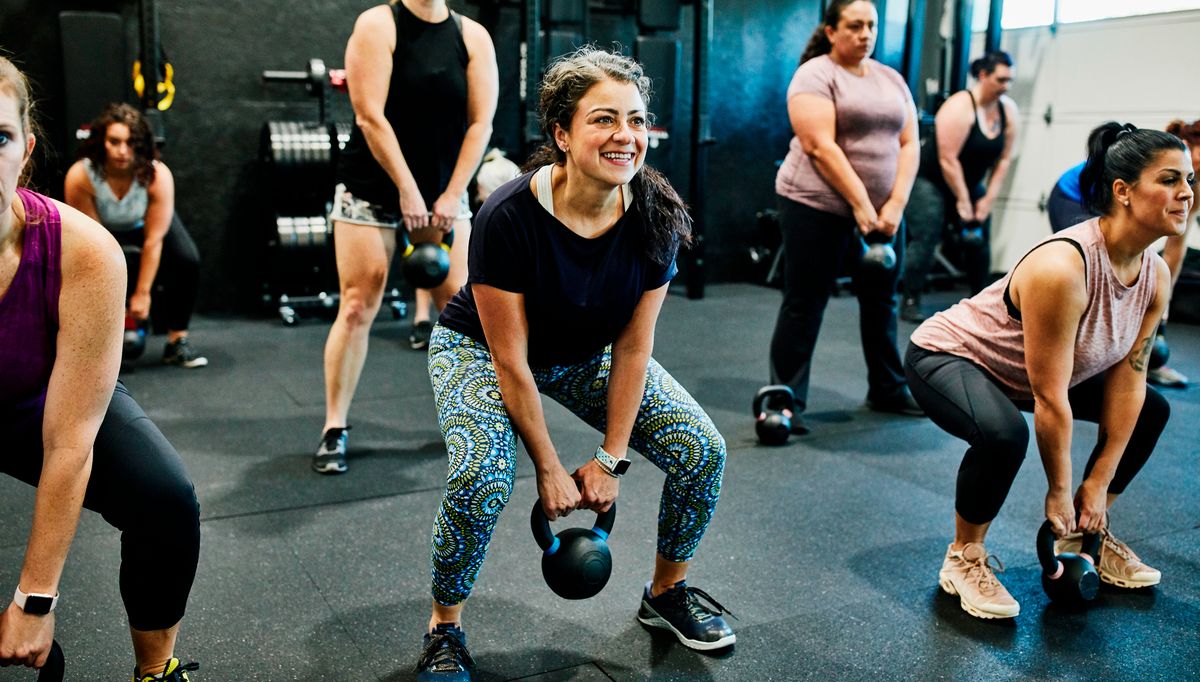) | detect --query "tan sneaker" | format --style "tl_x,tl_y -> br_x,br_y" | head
1055,531 -> 1161,588
938,542 -> 1020,619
